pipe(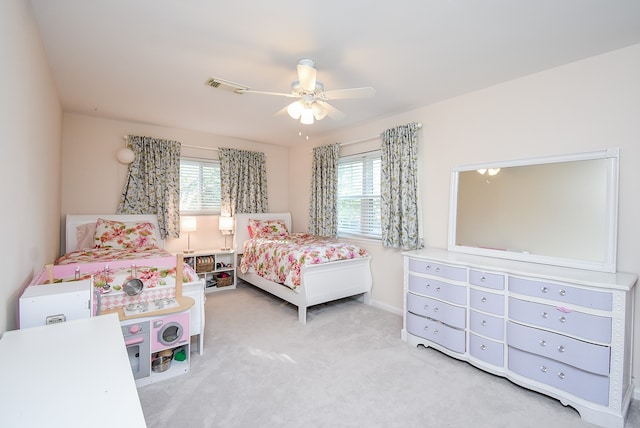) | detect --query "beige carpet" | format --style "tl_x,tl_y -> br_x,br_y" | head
138,281 -> 639,428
